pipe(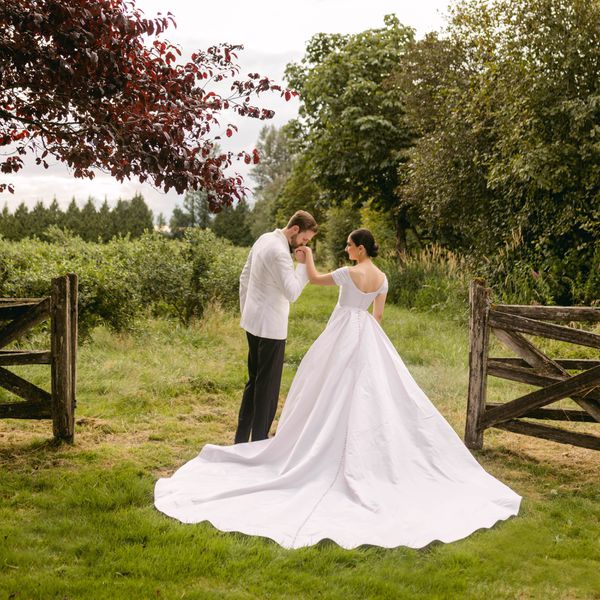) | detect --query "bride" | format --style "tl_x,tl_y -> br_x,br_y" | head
154,229 -> 521,549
